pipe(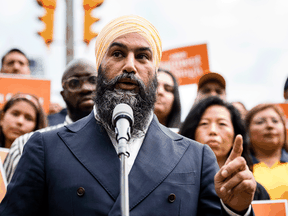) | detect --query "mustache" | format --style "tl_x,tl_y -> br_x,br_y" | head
100,72 -> 147,98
